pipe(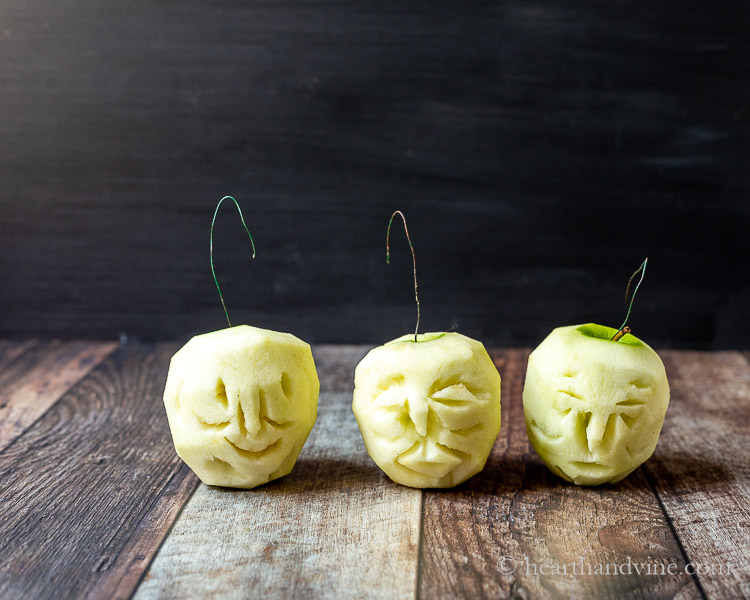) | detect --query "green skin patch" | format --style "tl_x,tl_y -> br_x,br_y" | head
576,323 -> 643,347
389,332 -> 447,344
